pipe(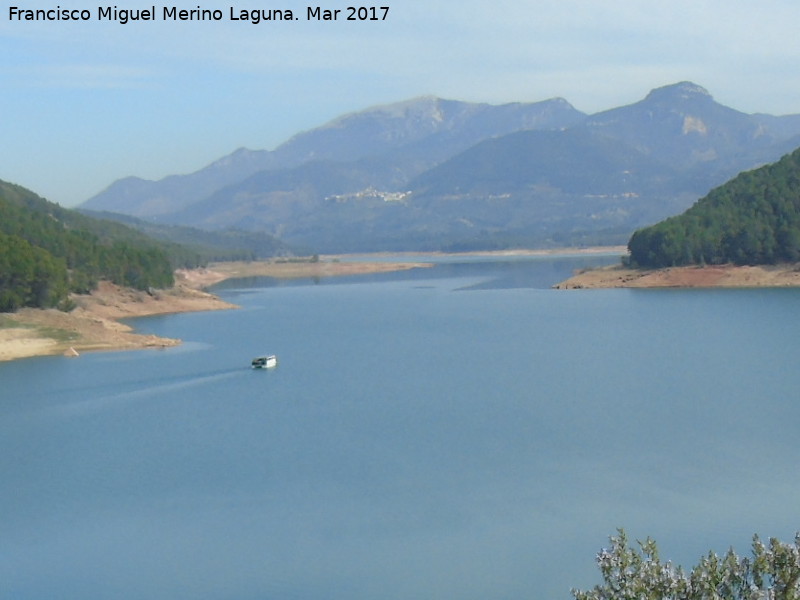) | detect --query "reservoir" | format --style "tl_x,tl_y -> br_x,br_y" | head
1,253 -> 799,599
